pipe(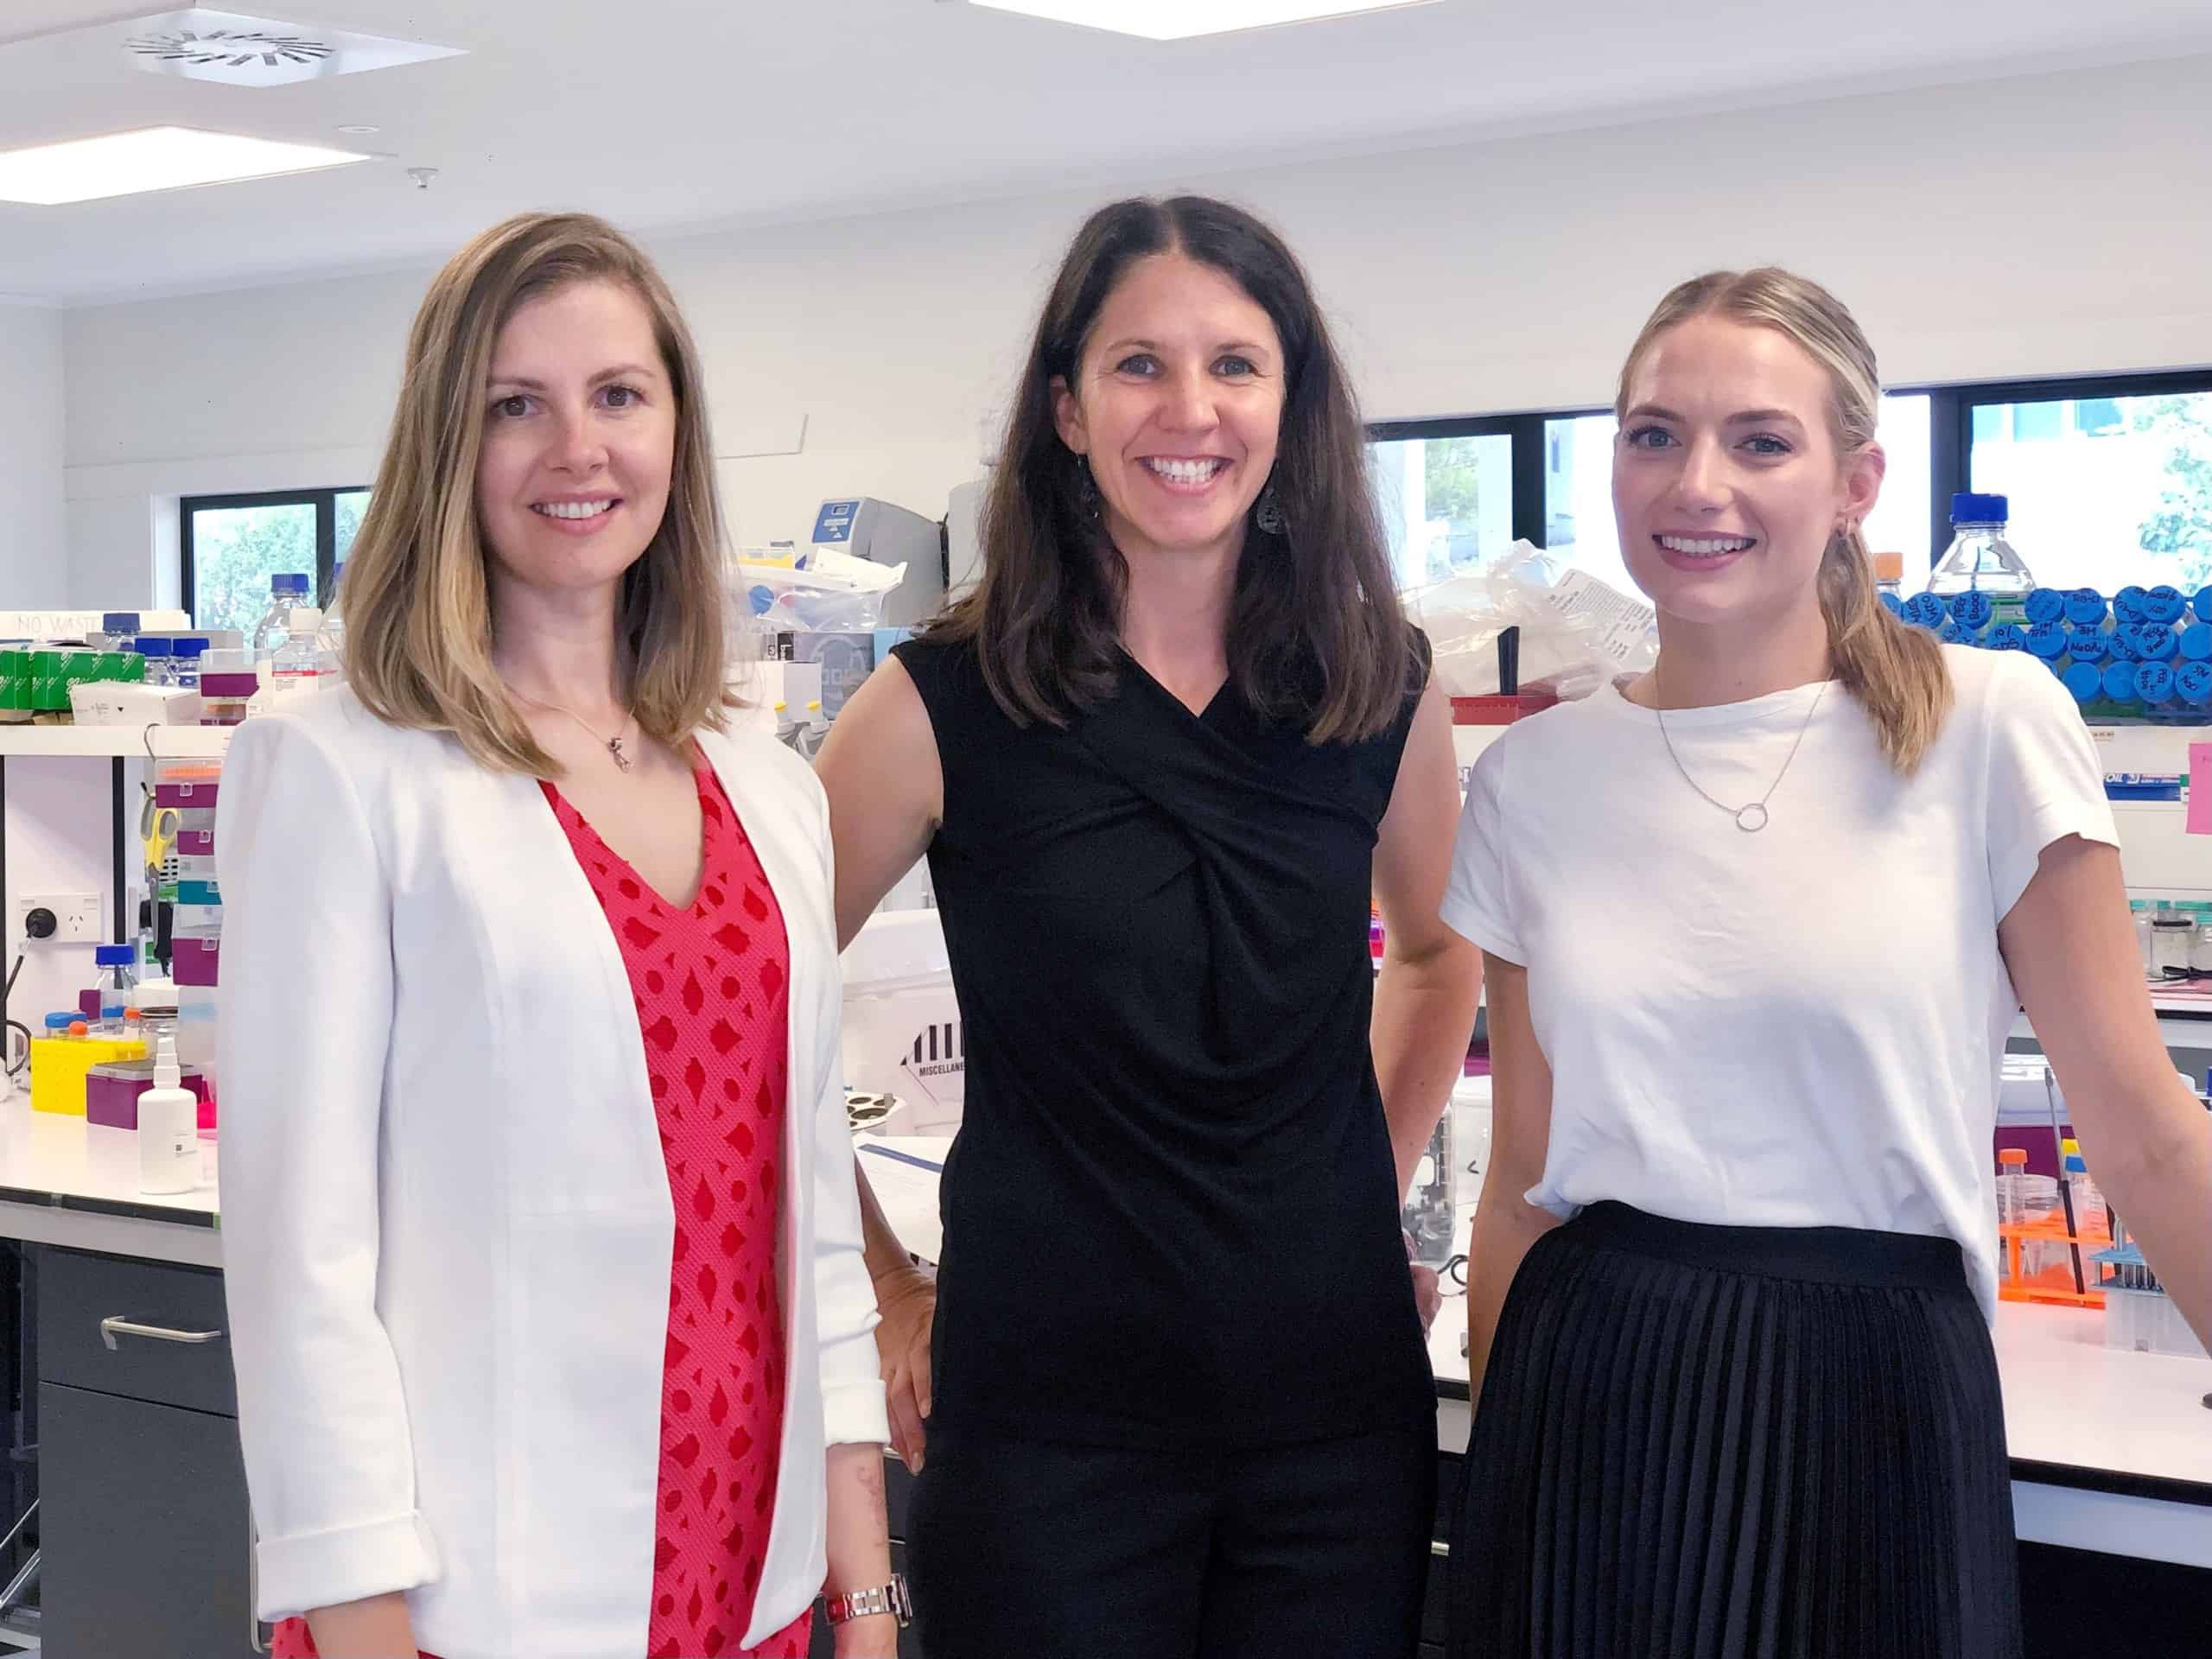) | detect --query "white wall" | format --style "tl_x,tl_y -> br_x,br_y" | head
0,303 -> 65,607
60,52 -> 2212,606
